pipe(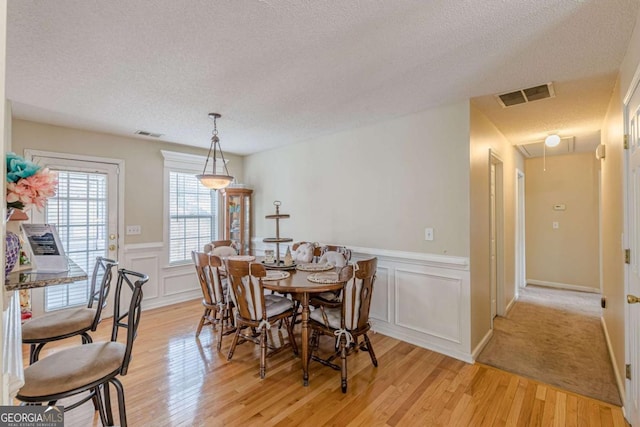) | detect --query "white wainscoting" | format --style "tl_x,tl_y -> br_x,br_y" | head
123,243 -> 201,311
252,239 -> 473,363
